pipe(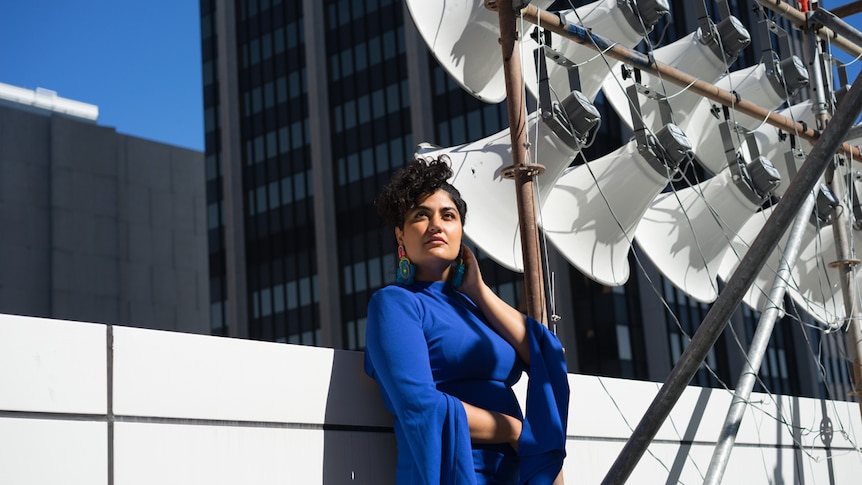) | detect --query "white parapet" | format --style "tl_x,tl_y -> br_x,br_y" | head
0,82 -> 99,121
1,313 -> 860,484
